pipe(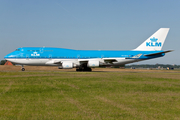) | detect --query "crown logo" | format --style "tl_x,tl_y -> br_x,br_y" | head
150,37 -> 158,42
